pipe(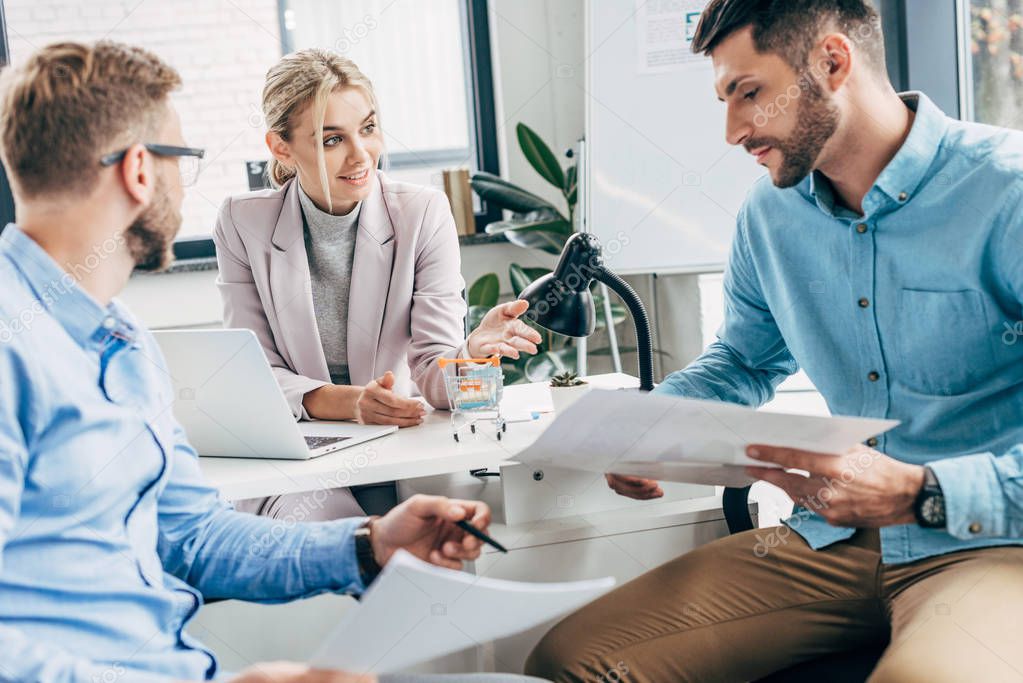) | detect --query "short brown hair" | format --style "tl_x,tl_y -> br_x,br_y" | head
0,40 -> 181,199
692,0 -> 885,74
